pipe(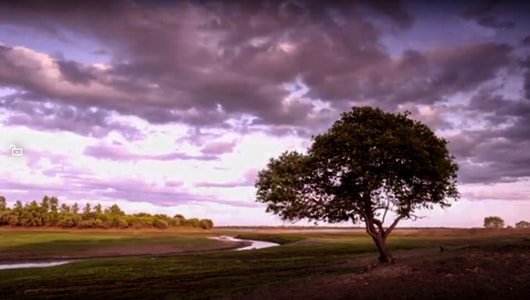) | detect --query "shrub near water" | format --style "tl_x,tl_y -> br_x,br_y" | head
0,195 -> 214,230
